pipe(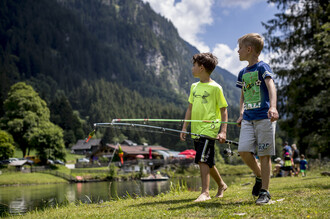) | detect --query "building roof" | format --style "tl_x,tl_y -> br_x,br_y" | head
121,139 -> 137,146
106,144 -> 169,155
71,139 -> 102,150
9,160 -> 29,166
